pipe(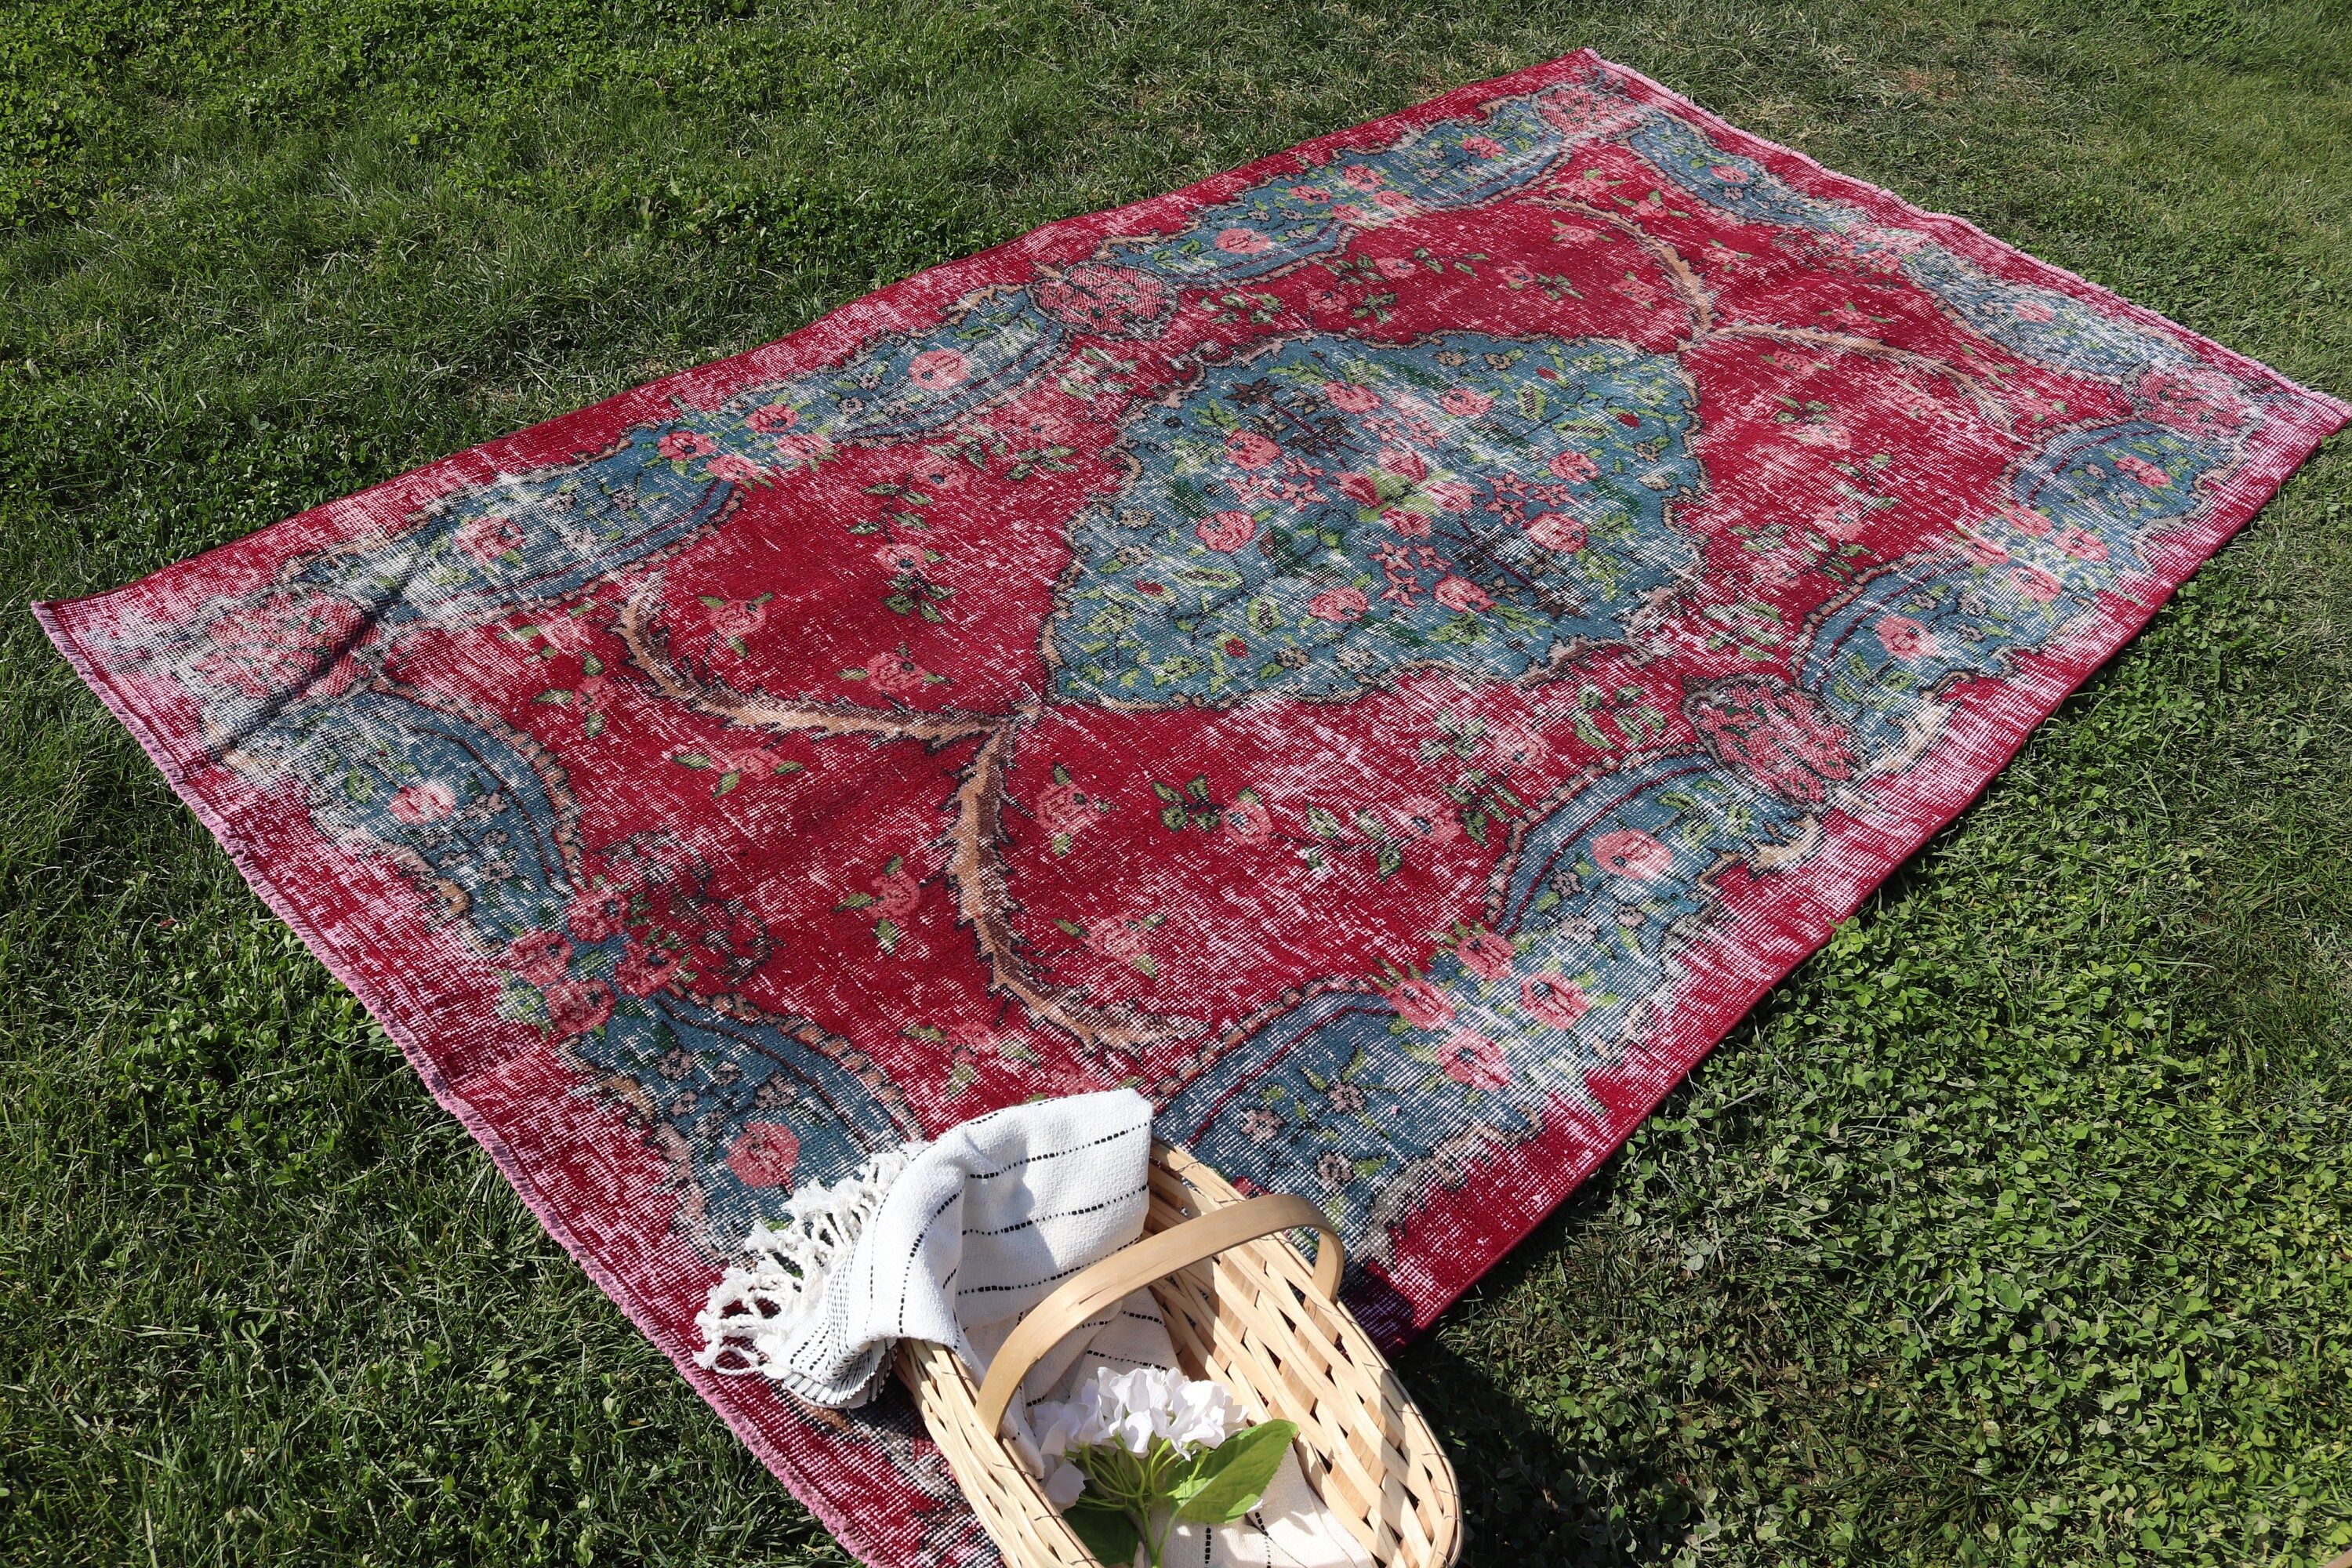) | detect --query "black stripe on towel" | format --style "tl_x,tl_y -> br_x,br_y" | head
956,1256 -> 1091,1298
894,1188 -> 964,1323
961,1187 -> 1145,1240
967,1121 -> 1147,1181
